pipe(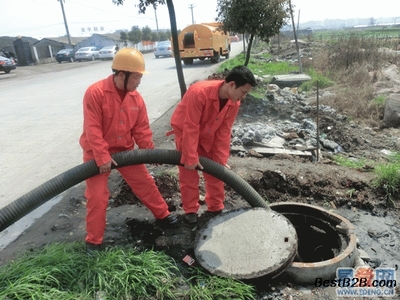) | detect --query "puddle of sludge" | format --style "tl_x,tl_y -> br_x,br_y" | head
335,206 -> 400,278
